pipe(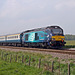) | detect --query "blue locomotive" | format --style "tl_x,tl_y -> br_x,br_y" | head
0,26 -> 66,48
